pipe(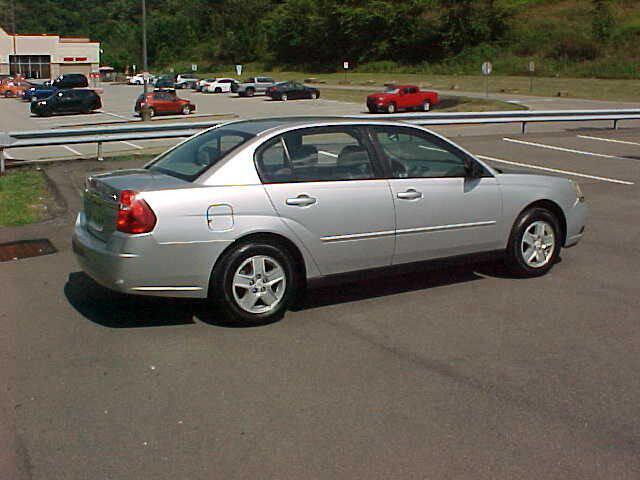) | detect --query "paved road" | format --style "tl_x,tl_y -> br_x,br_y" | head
2,122 -> 639,479
2,83 -> 640,163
